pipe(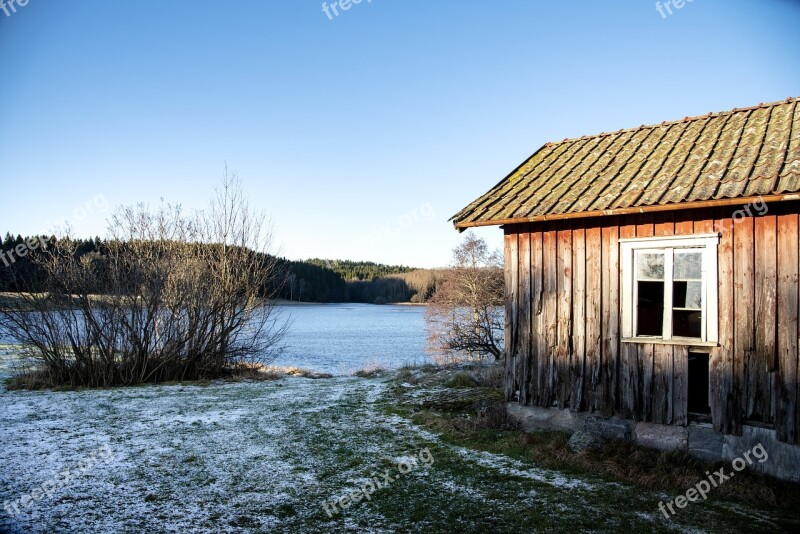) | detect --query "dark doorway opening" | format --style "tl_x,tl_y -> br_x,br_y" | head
688,352 -> 711,416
